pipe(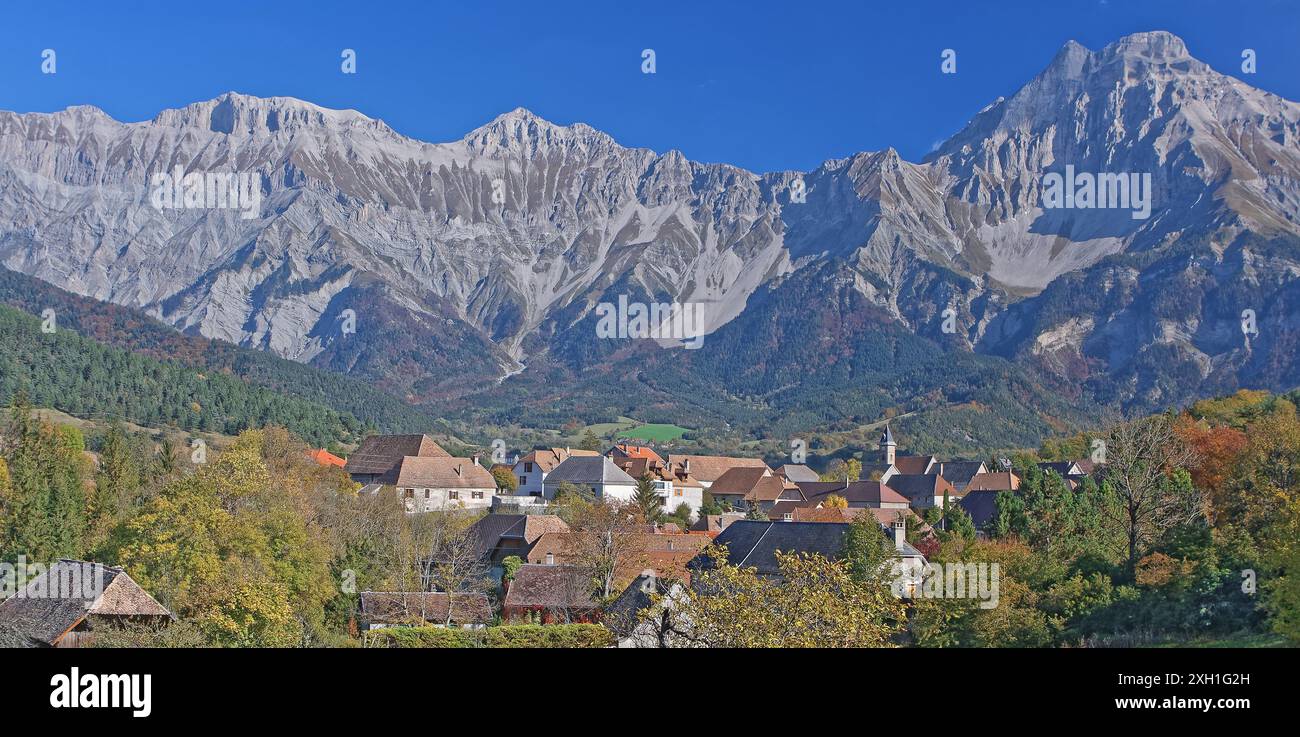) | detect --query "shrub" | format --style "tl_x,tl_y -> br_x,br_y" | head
483,624 -> 614,648
363,623 -> 614,648
364,626 -> 484,648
